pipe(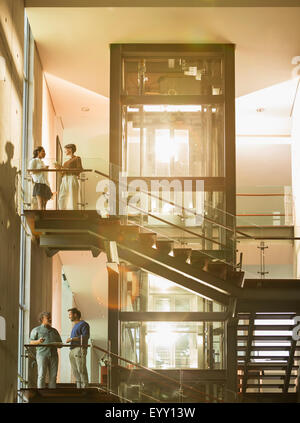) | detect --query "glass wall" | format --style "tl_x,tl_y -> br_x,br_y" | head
124,104 -> 224,178
121,272 -> 225,313
120,272 -> 225,370
123,56 -> 224,97
121,321 -> 225,370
